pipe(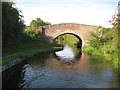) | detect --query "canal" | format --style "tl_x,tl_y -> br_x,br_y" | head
3,45 -> 118,88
